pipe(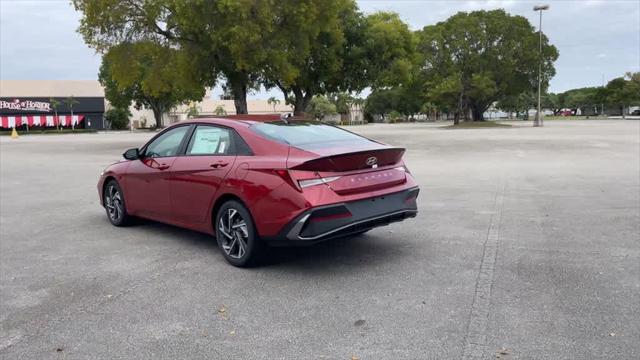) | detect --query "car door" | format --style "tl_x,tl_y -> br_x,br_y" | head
125,125 -> 191,221
169,125 -> 237,225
